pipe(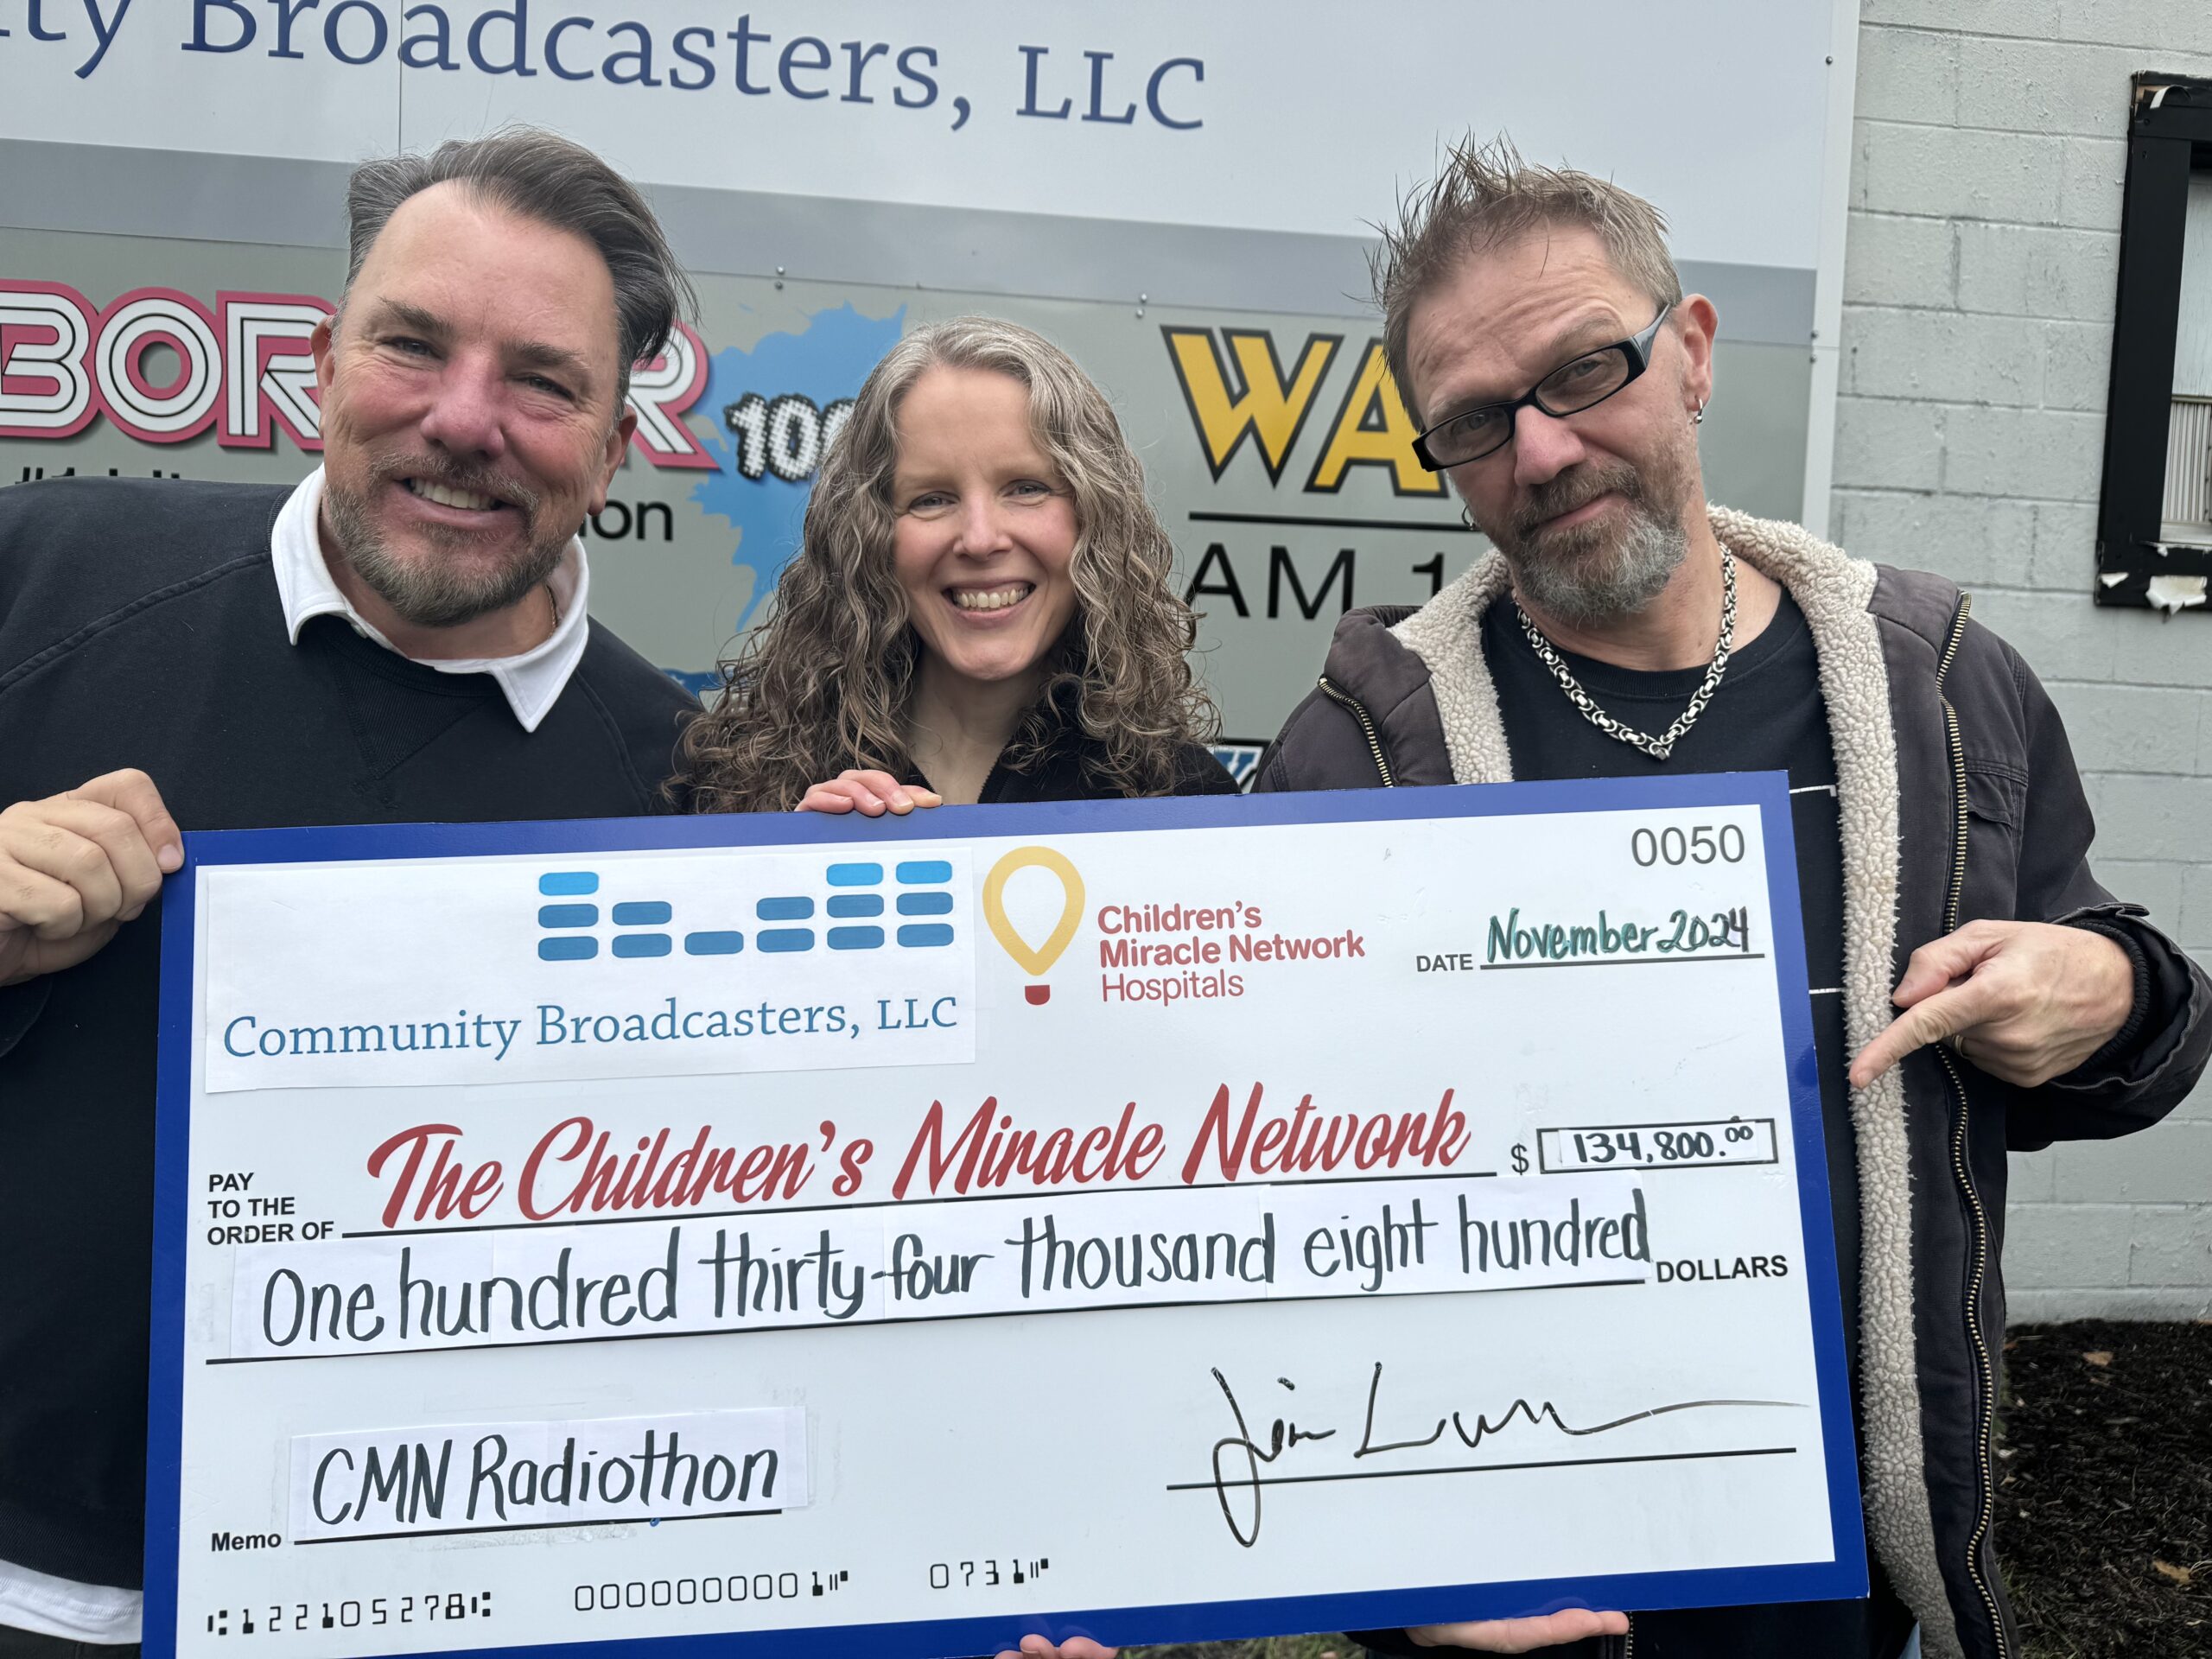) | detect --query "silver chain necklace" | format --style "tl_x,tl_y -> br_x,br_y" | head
1516,548 -> 1738,762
